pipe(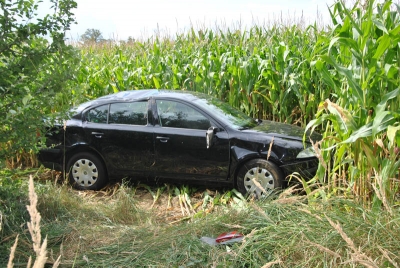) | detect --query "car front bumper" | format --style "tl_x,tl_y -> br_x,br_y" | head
280,157 -> 319,180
